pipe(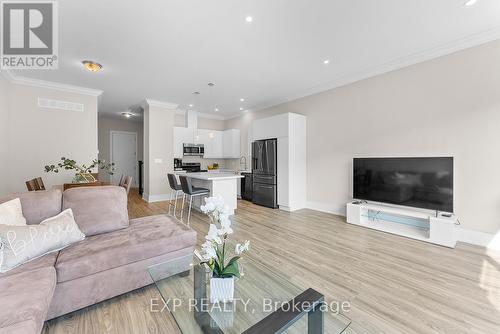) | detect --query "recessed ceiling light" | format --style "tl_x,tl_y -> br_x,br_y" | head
323,59 -> 330,65
464,0 -> 478,6
121,112 -> 133,118
214,108 -> 219,112
82,60 -> 102,72
240,98 -> 245,102
189,104 -> 193,107
245,16 -> 253,23
239,107 -> 244,111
